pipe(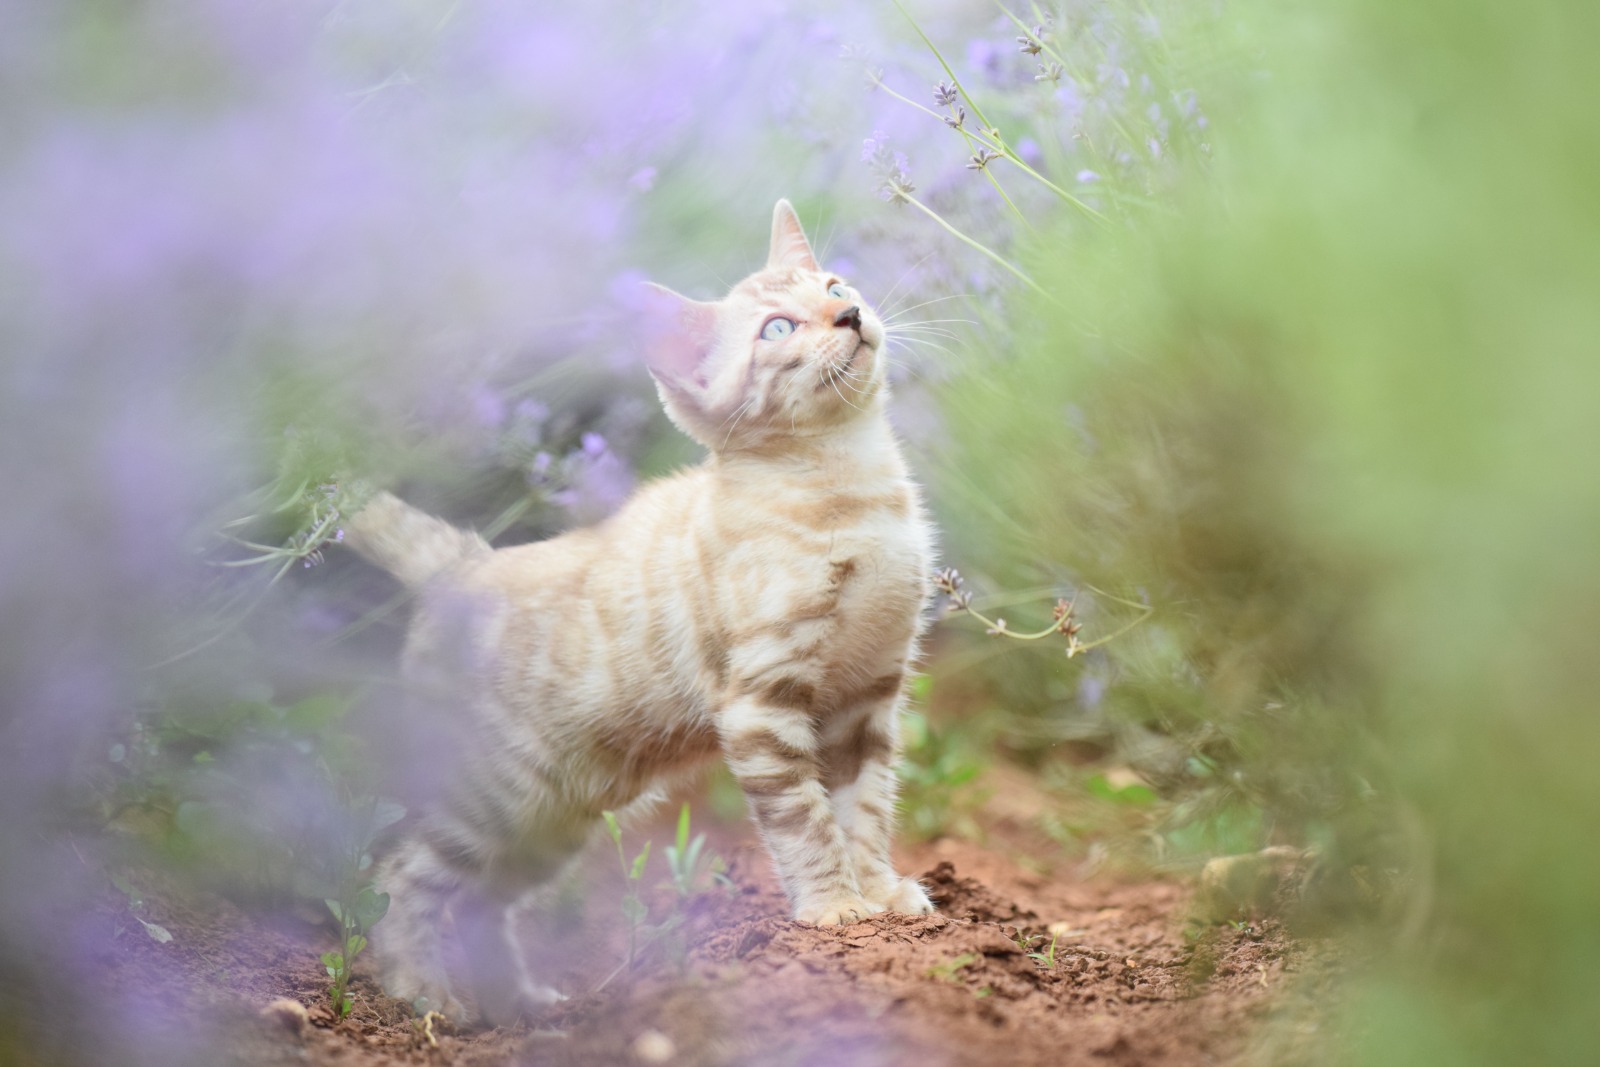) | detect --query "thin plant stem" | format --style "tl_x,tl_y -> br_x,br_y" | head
890,0 -> 995,133
898,192 -> 1052,301
872,27 -> 1111,225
